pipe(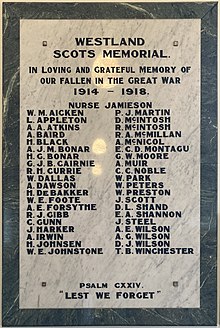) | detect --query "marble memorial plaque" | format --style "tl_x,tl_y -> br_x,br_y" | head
2,2 -> 218,326
20,19 -> 200,309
